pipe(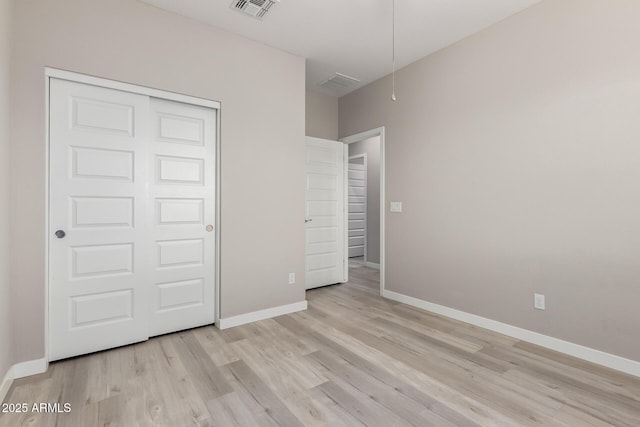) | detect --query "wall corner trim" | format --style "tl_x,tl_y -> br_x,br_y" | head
217,300 -> 308,330
382,290 -> 640,378
1,358 -> 48,402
